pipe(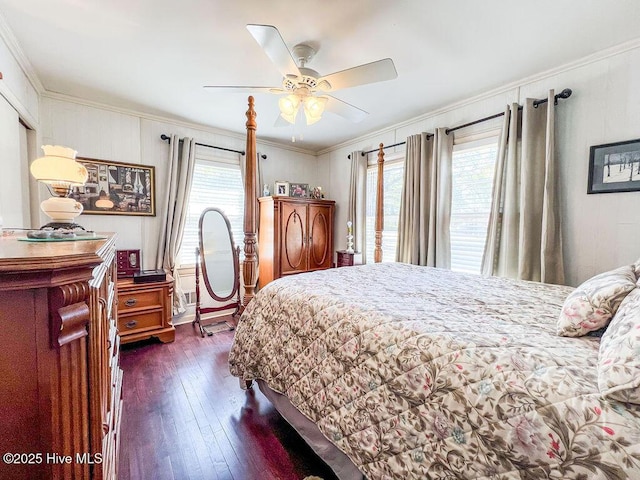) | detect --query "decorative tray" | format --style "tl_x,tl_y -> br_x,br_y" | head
18,235 -> 107,242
